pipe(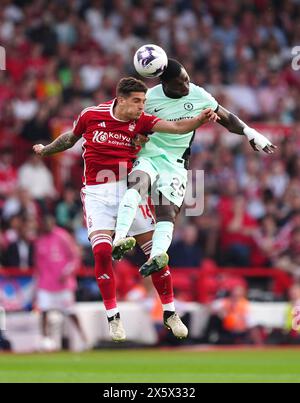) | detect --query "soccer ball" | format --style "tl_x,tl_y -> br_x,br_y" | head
133,44 -> 168,78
